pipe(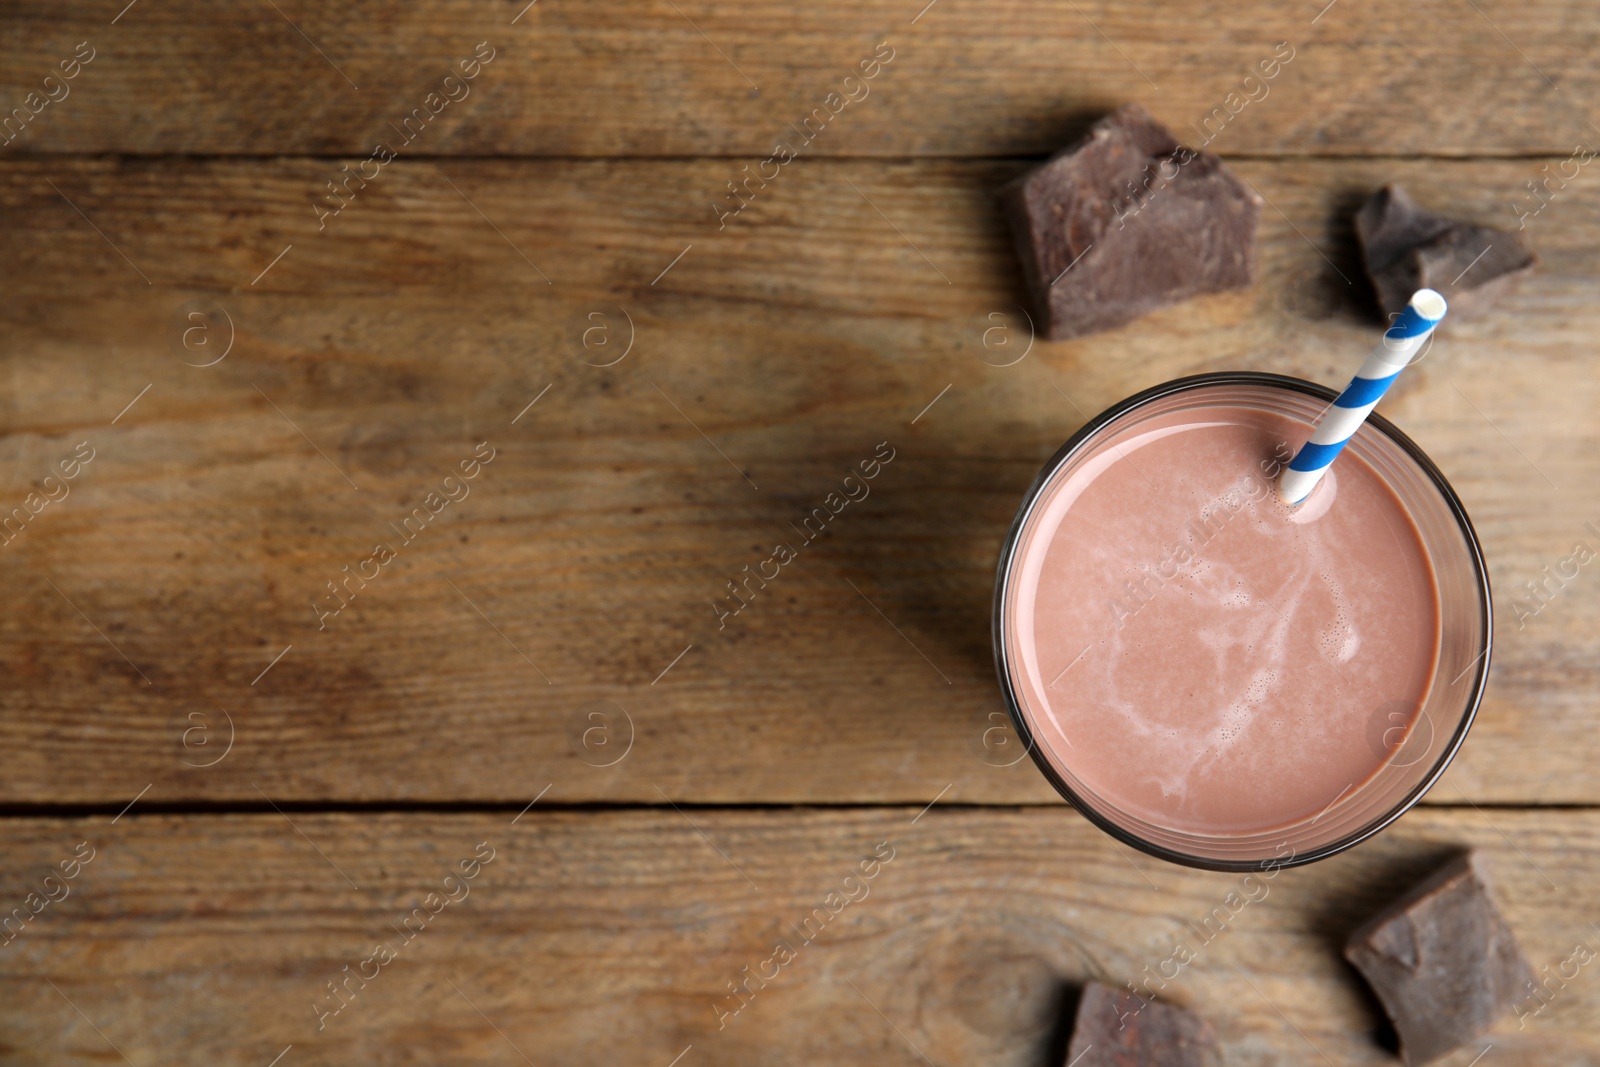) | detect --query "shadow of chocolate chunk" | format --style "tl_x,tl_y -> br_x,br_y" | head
1000,104 -> 1261,341
1355,185 -> 1536,320
1344,850 -> 1534,1066
1063,982 -> 1220,1067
